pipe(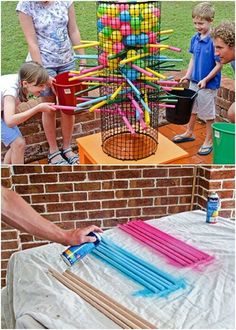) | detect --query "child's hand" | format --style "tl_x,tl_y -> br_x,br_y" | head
197,79 -> 207,89
179,76 -> 190,84
36,102 -> 57,113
